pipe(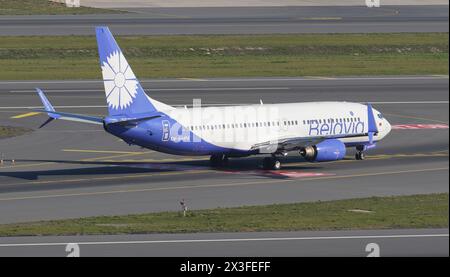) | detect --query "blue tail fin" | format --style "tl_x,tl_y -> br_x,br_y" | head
96,26 -> 157,116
